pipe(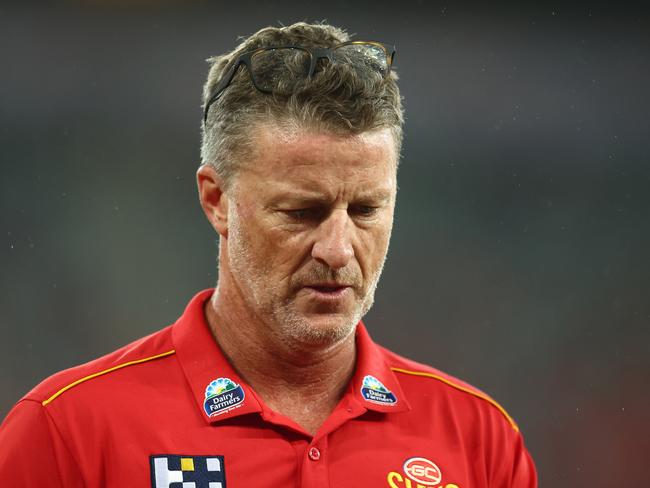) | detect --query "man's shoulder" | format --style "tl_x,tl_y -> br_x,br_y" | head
379,345 -> 520,432
22,325 -> 176,407
380,345 -> 485,396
